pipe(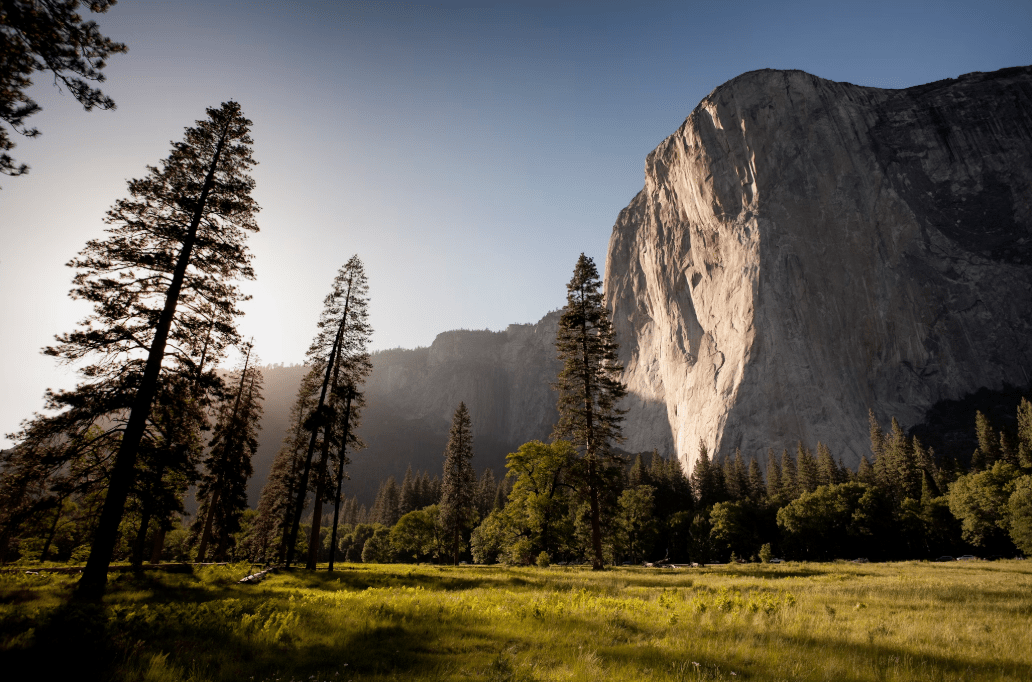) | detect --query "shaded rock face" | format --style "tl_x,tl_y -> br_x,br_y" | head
249,314 -> 565,505
605,66 -> 1032,471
